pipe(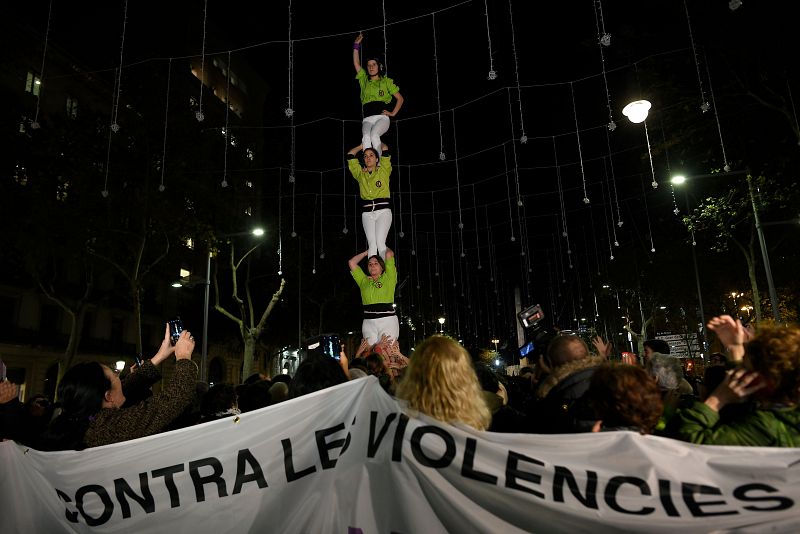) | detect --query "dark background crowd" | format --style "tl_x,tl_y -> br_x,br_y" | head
2,313 -> 799,451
